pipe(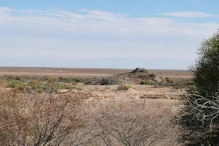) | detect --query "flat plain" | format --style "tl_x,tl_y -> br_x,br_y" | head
0,67 -> 192,78
0,67 -> 191,145
0,67 -> 191,105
